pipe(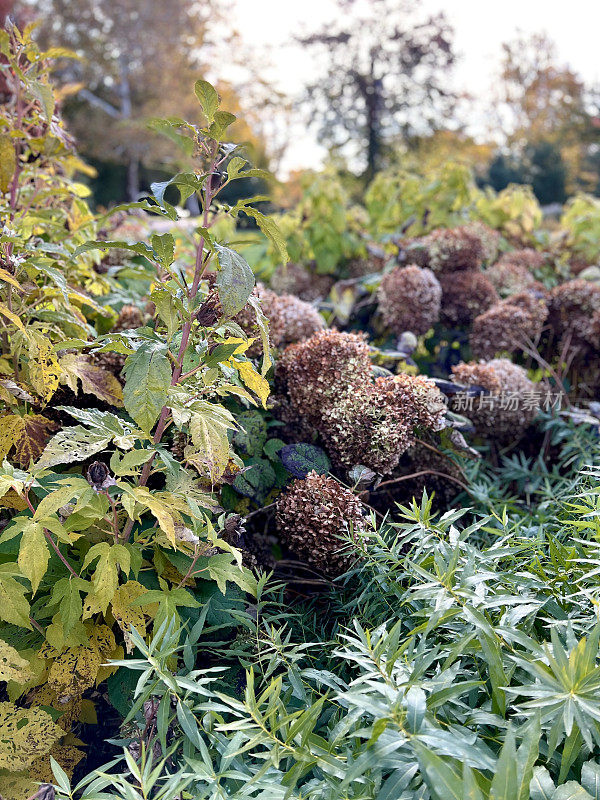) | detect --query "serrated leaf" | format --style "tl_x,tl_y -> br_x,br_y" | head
17,520 -> 49,595
130,486 -> 177,546
111,580 -> 157,652
0,301 -> 24,330
233,359 -> 270,408
58,353 -> 123,406
82,543 -> 131,614
194,79 -> 219,124
0,567 -> 31,629
123,343 -> 171,433
209,110 -> 236,140
215,244 -> 255,316
240,206 -> 289,265
186,409 -> 232,483
27,333 -> 60,402
151,232 -> 175,269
